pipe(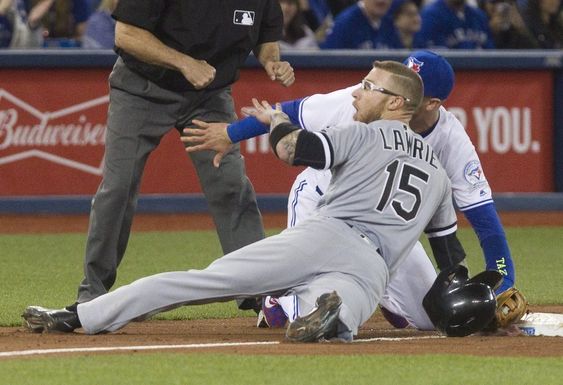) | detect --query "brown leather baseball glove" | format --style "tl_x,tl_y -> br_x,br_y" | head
493,287 -> 529,328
